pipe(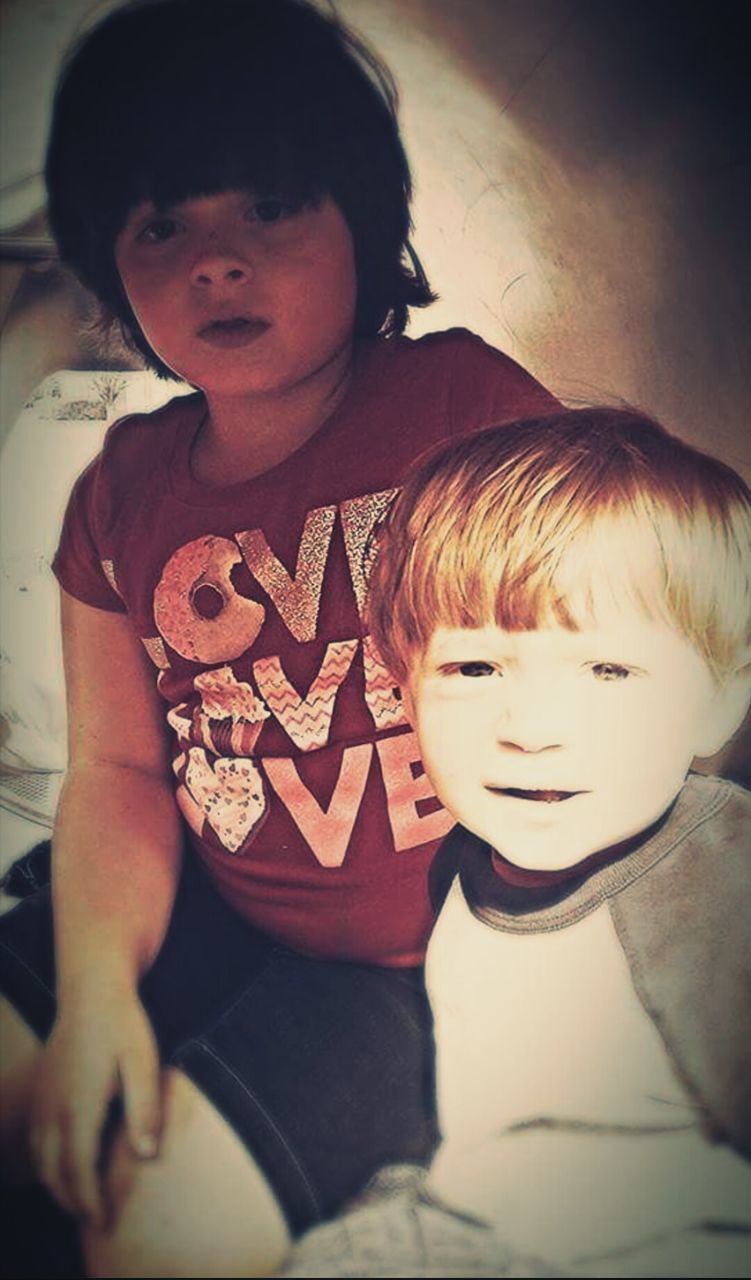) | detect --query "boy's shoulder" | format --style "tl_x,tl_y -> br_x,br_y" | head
614,762 -> 747,947
639,772 -> 749,878
613,773 -> 751,1156
613,773 -> 749,933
